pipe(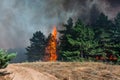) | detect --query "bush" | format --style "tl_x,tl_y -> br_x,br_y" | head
0,49 -> 16,69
